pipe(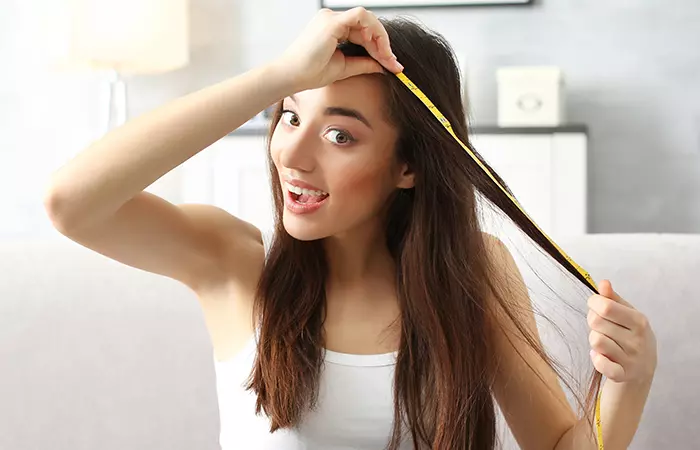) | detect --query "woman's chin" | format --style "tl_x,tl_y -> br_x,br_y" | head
282,213 -> 328,241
